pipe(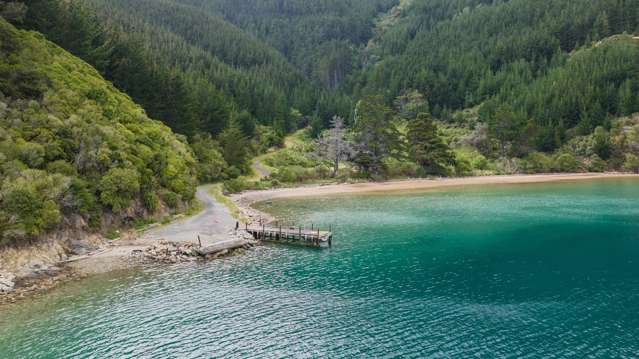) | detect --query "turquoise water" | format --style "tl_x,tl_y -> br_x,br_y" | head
2,179 -> 639,357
